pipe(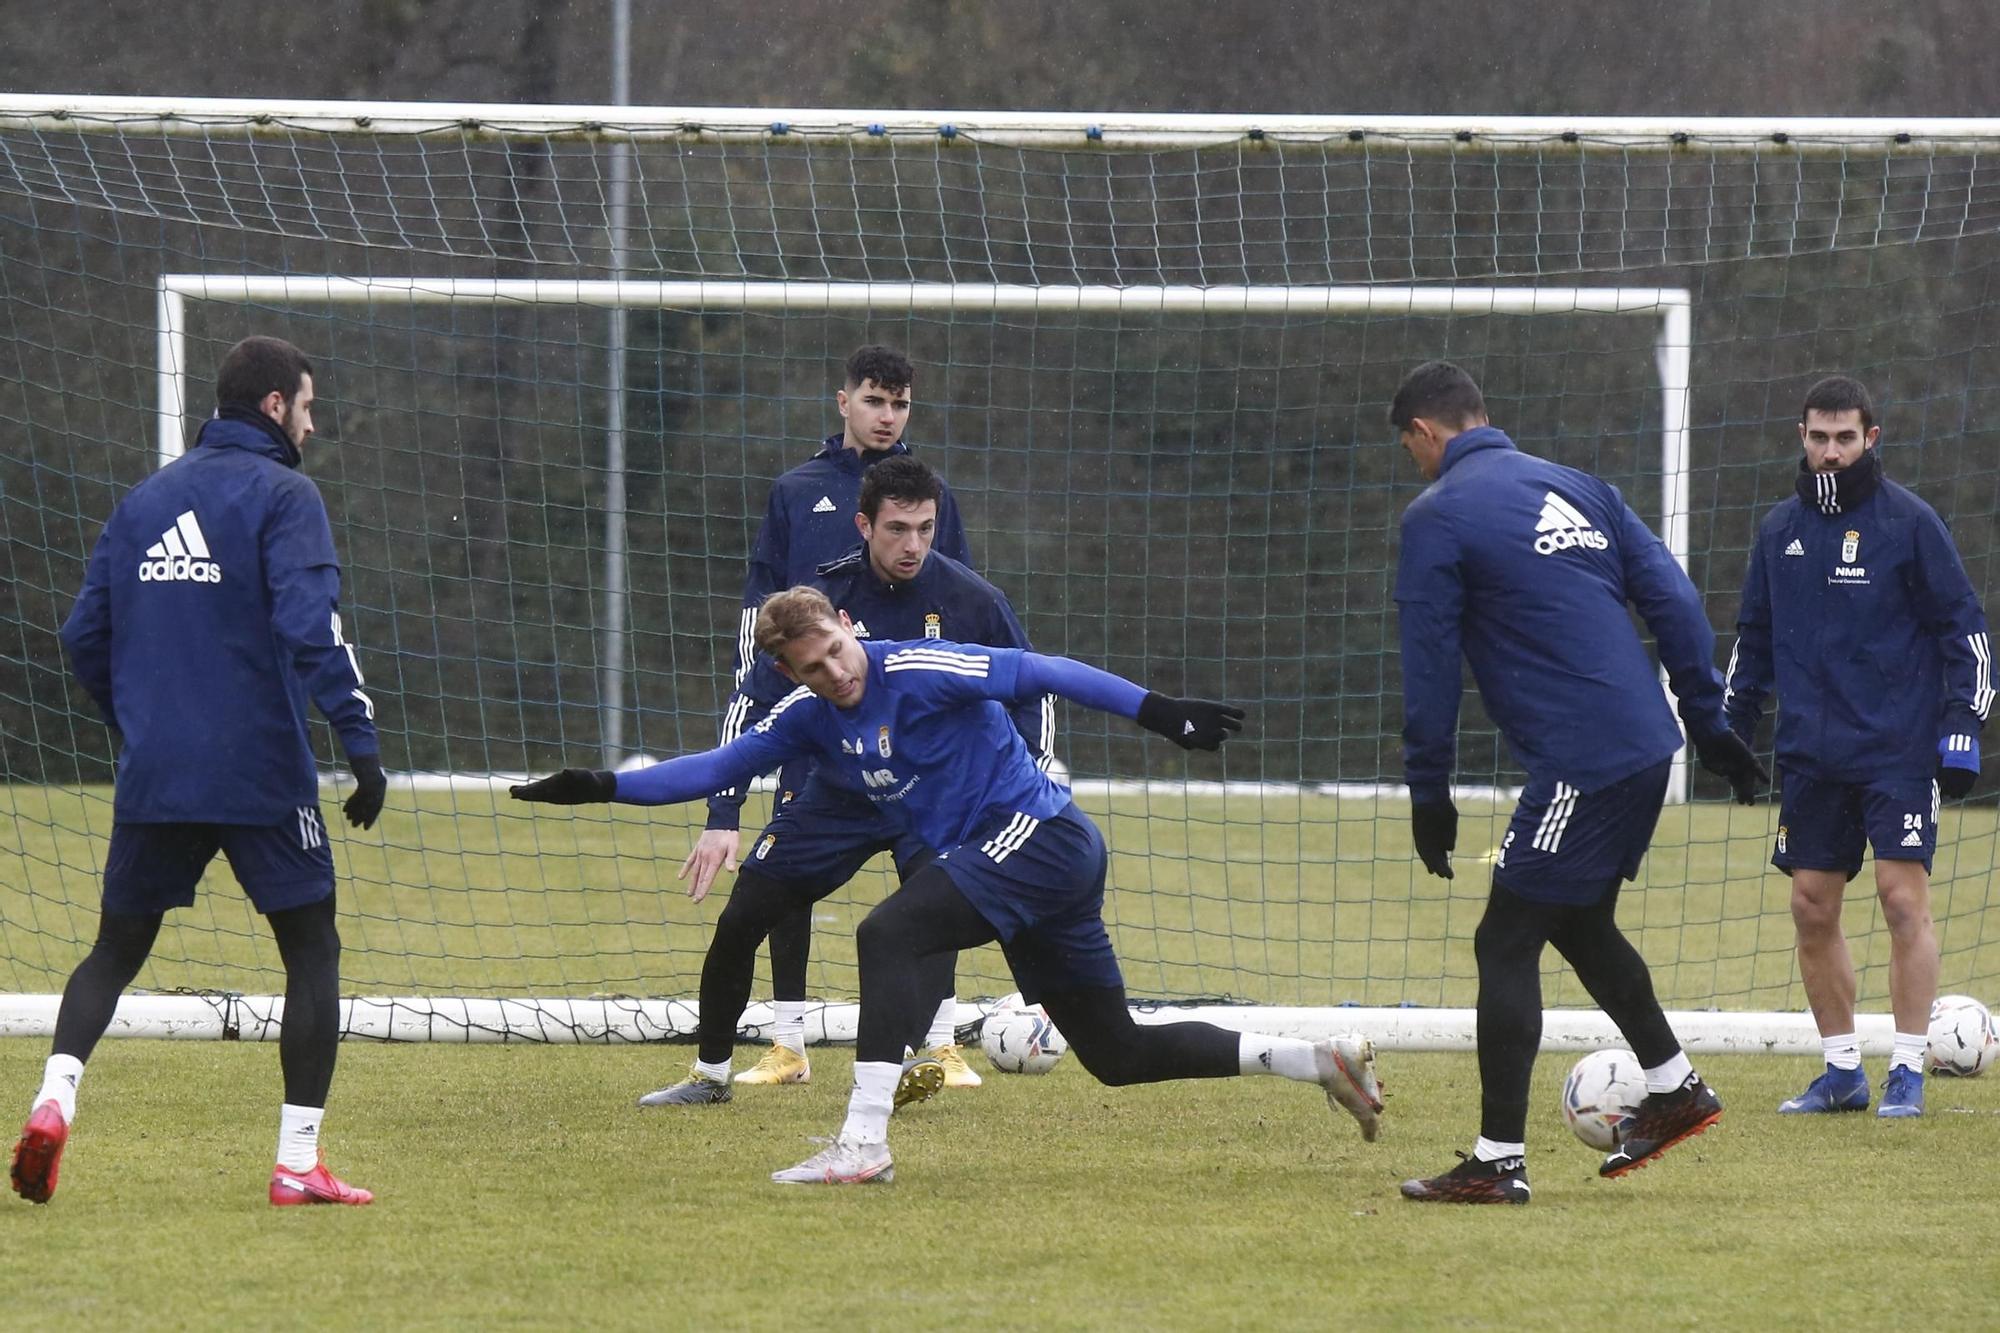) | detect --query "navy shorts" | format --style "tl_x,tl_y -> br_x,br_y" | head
1773,769 -> 1939,878
1491,760 -> 1671,906
103,811 -> 336,916
936,801 -> 1123,1000
745,778 -> 934,895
